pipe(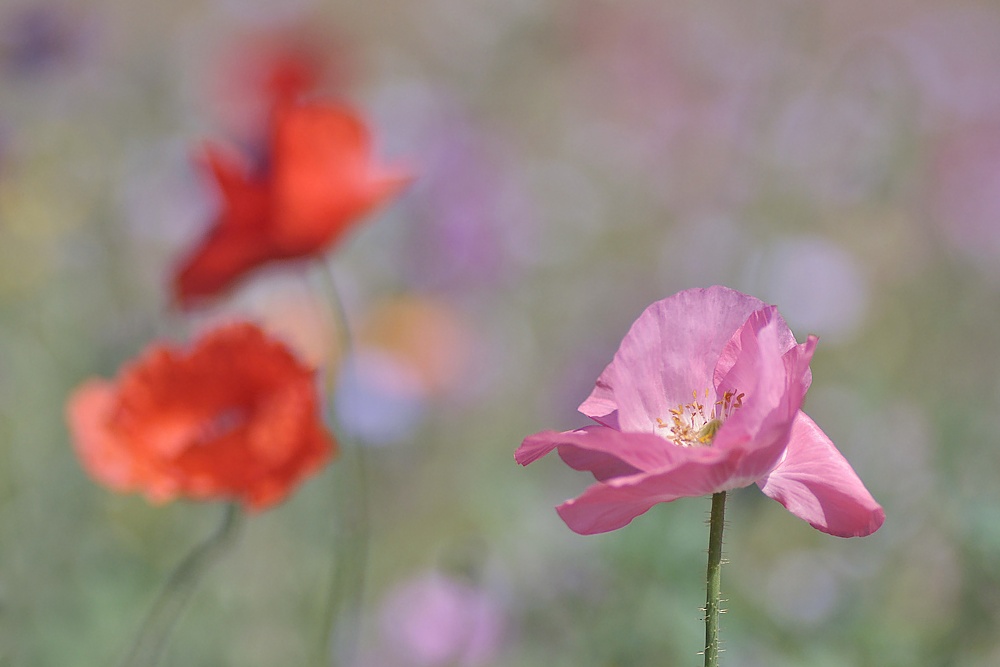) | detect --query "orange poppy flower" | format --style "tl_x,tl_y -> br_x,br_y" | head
66,322 -> 336,510
174,103 -> 411,307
